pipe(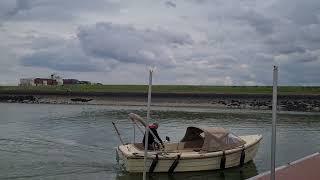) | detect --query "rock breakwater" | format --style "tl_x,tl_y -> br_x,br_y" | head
0,93 -> 319,112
